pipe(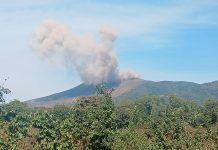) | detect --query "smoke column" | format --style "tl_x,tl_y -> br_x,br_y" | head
31,20 -> 138,84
